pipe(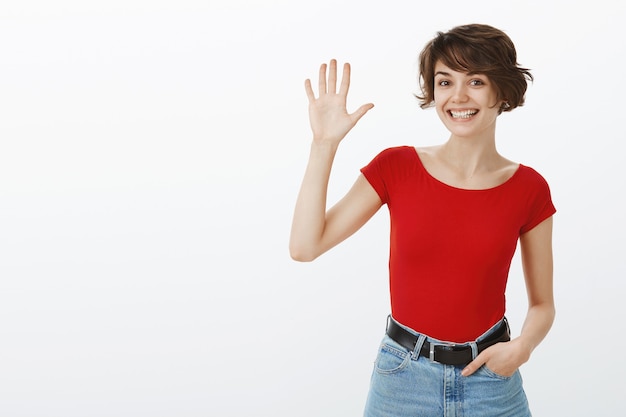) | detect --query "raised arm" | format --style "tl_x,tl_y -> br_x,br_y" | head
289,60 -> 379,262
